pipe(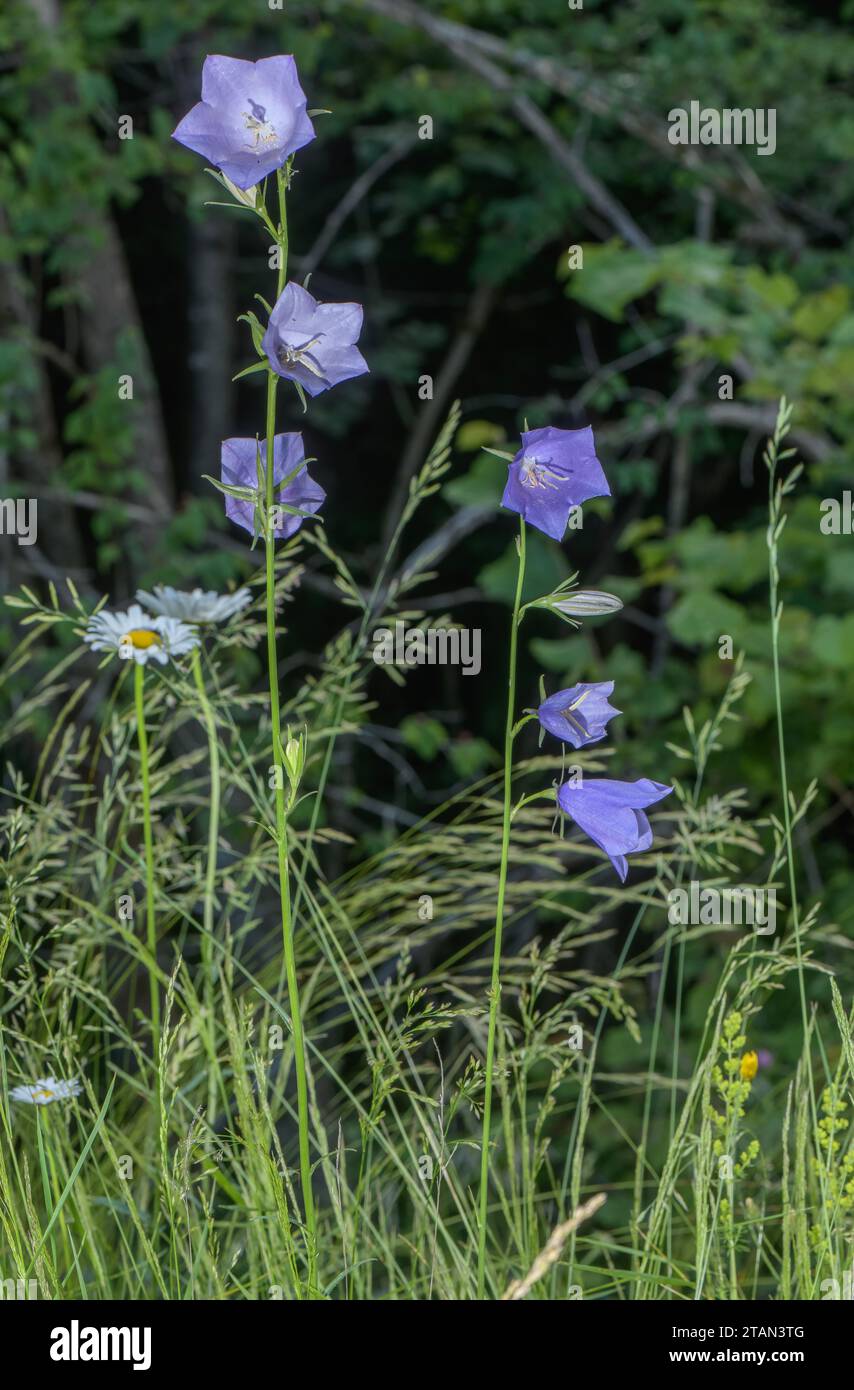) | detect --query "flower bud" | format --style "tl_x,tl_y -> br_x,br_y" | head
551,590 -> 623,617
